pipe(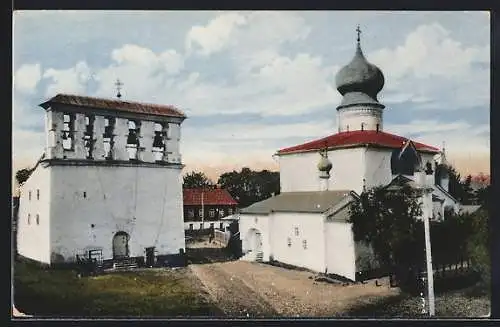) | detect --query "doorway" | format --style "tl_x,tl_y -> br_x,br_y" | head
112,231 -> 130,259
145,247 -> 155,267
